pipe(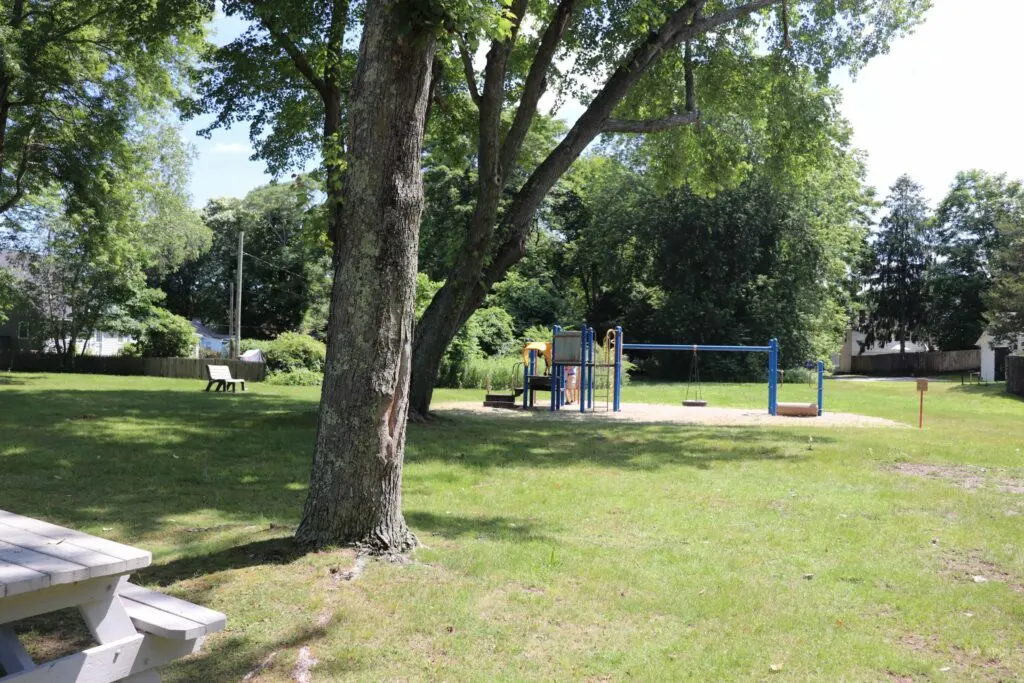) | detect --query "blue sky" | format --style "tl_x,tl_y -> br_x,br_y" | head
184,0 -> 1024,208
